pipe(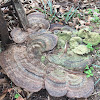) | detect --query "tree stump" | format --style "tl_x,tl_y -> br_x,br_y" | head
0,8 -> 9,47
